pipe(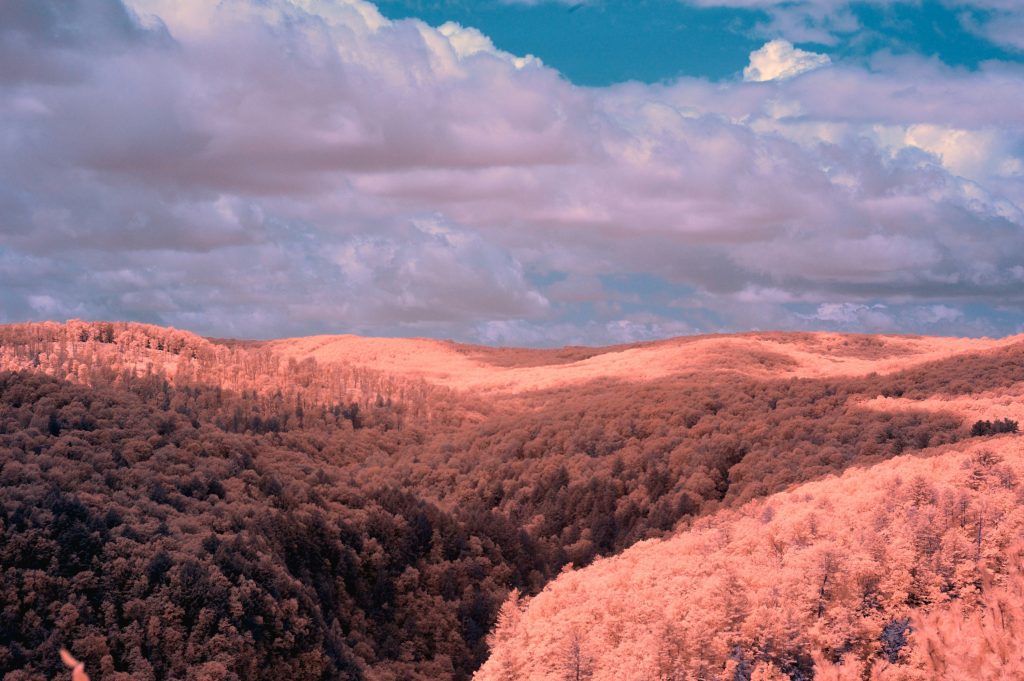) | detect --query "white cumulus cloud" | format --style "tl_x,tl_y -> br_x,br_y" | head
743,39 -> 832,81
